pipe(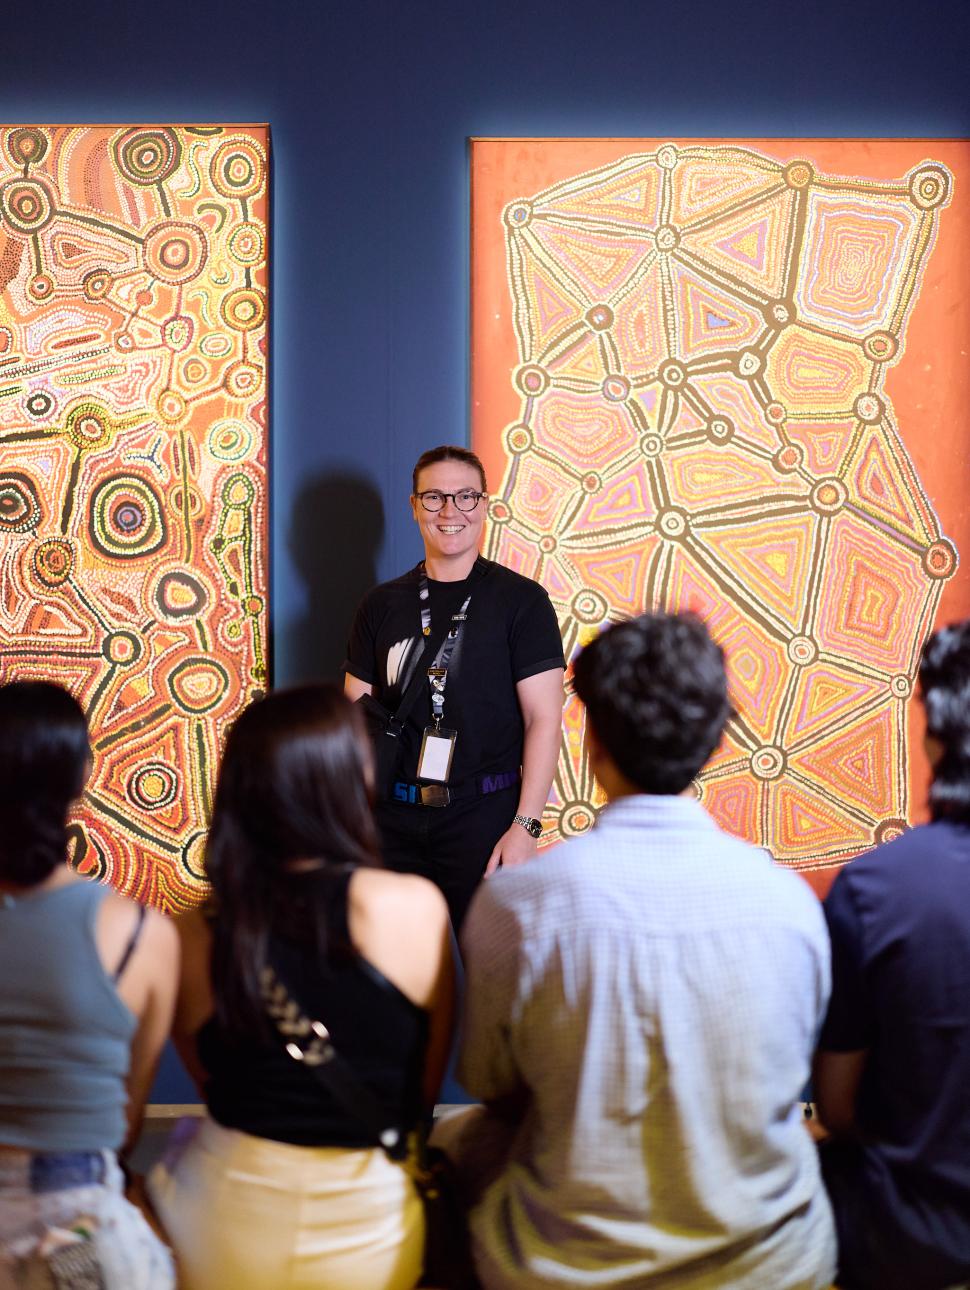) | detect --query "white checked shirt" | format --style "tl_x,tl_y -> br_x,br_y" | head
459,795 -> 836,1289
